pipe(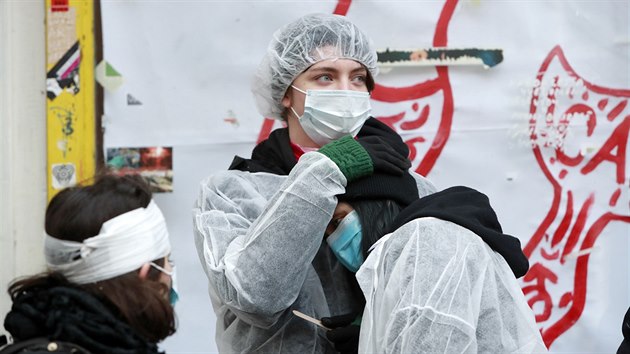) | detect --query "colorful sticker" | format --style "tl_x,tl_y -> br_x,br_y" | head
51,163 -> 77,189
47,41 -> 81,100
95,60 -> 124,92
106,147 -> 173,193
377,48 -> 503,69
